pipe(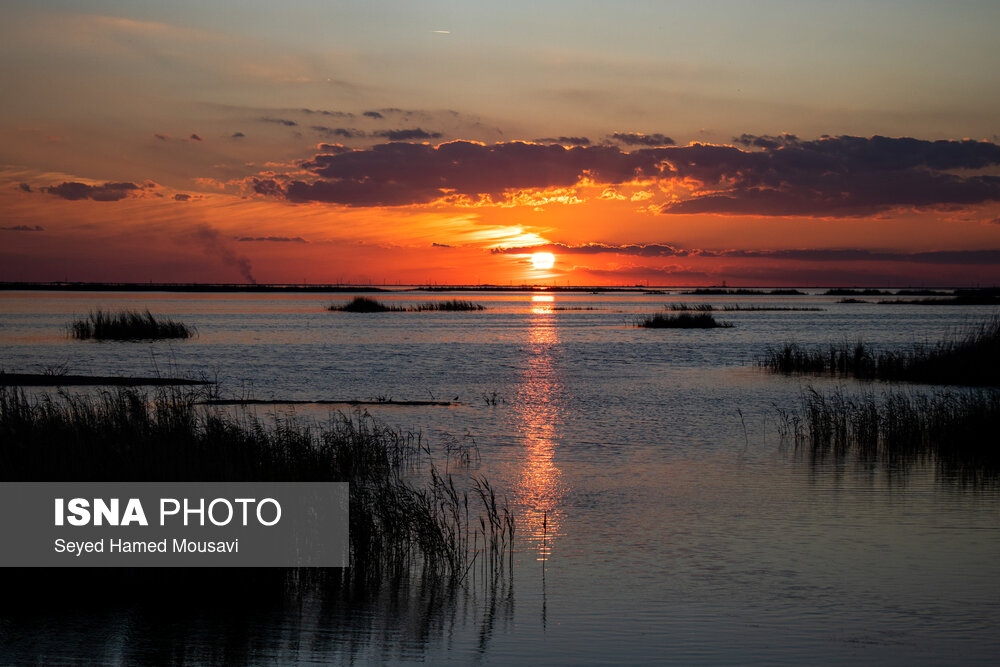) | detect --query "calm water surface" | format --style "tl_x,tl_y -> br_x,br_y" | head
1,290 -> 998,664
